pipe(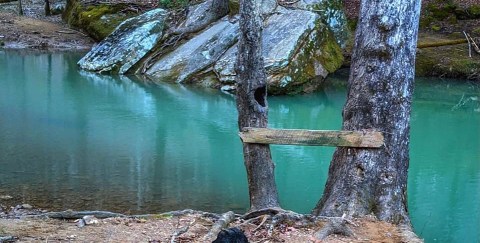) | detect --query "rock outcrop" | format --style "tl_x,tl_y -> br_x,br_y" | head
213,8 -> 343,94
146,17 -> 239,83
77,0 -> 348,94
78,9 -> 167,74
